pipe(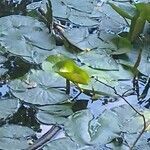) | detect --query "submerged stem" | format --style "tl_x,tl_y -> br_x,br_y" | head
26,125 -> 61,150
66,79 -> 70,94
